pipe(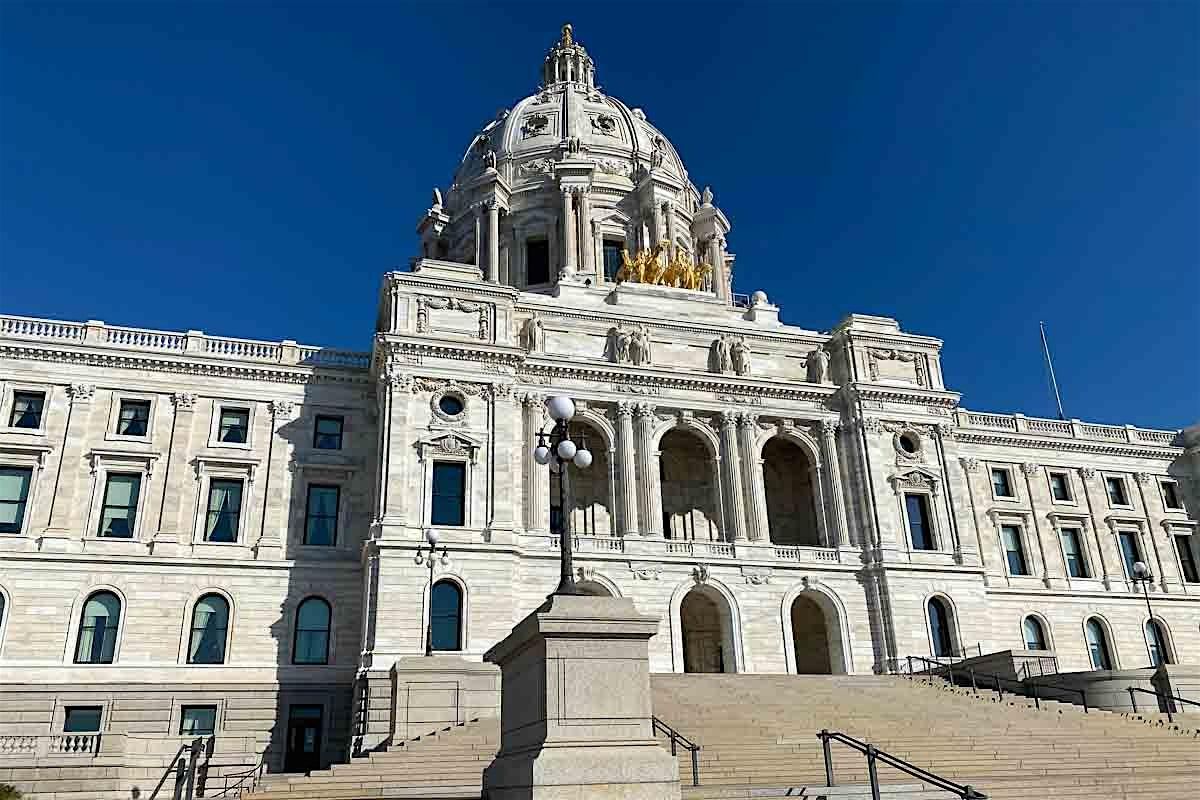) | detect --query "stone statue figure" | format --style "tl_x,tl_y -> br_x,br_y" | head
607,327 -> 631,363
482,150 -> 497,170
521,317 -> 544,352
731,336 -> 751,376
713,336 -> 732,373
630,326 -> 652,366
431,188 -> 443,211
701,186 -> 713,206
650,136 -> 666,169
807,346 -> 831,385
